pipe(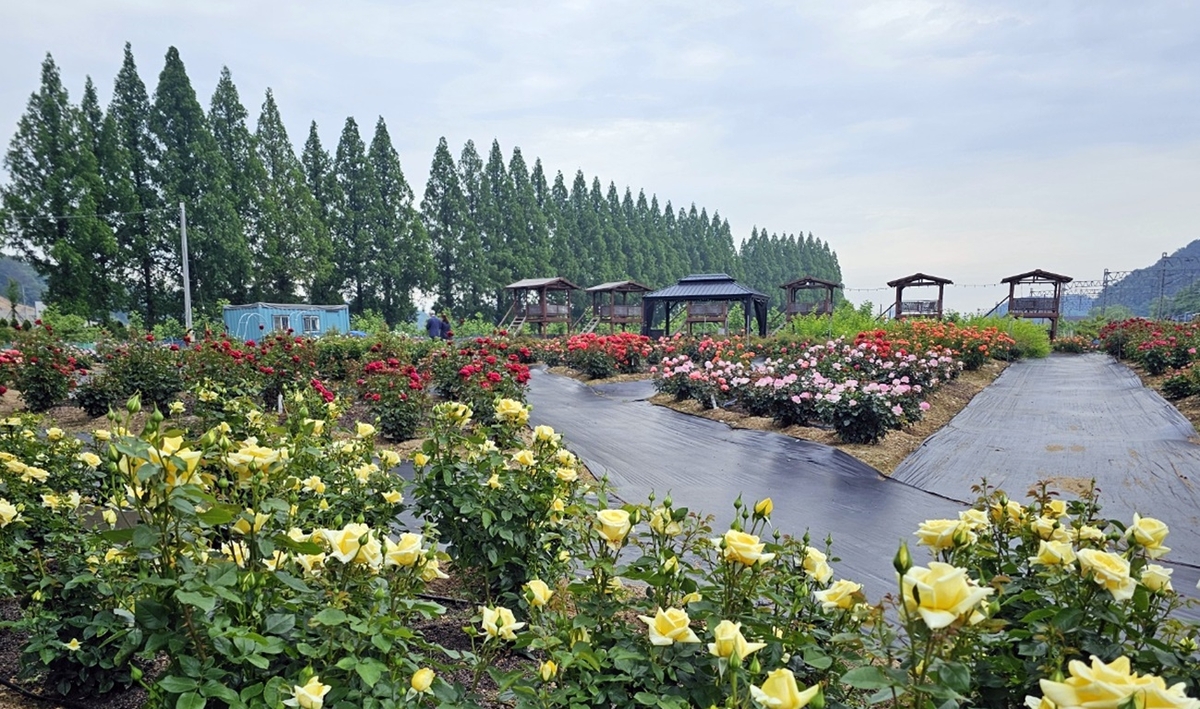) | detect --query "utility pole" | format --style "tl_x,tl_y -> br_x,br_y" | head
1156,252 -> 1168,321
180,202 -> 193,334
